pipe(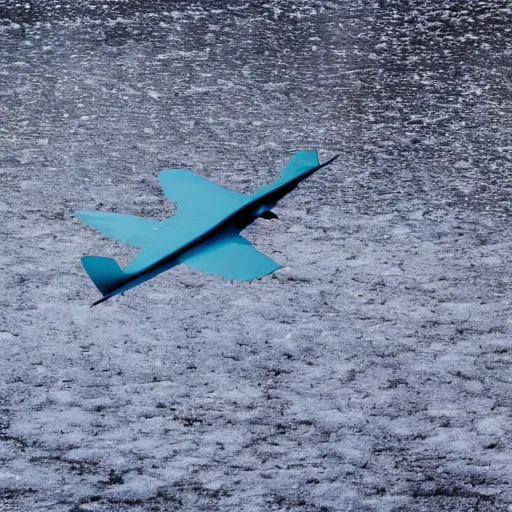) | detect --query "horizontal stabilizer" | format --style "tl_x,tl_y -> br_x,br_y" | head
81,256 -> 127,295
179,226 -> 281,281
76,211 -> 160,247
280,150 -> 319,180
251,150 -> 321,197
